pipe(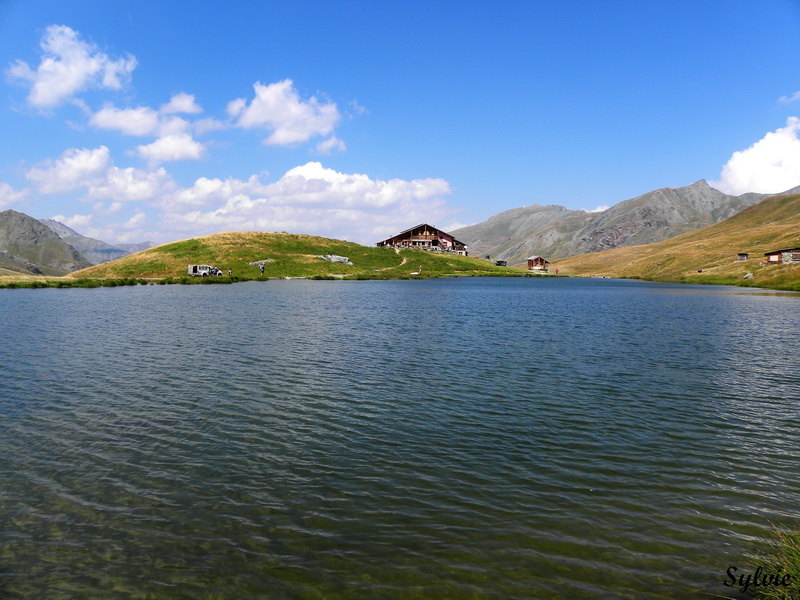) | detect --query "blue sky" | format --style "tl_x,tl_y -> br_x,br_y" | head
1,0 -> 799,246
